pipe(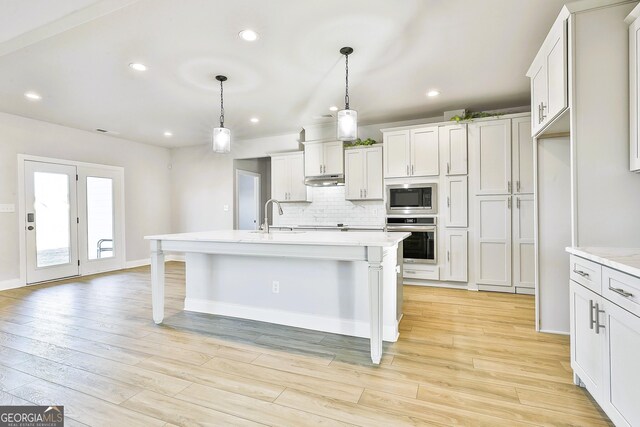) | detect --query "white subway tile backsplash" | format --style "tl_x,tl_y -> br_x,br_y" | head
275,186 -> 385,227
